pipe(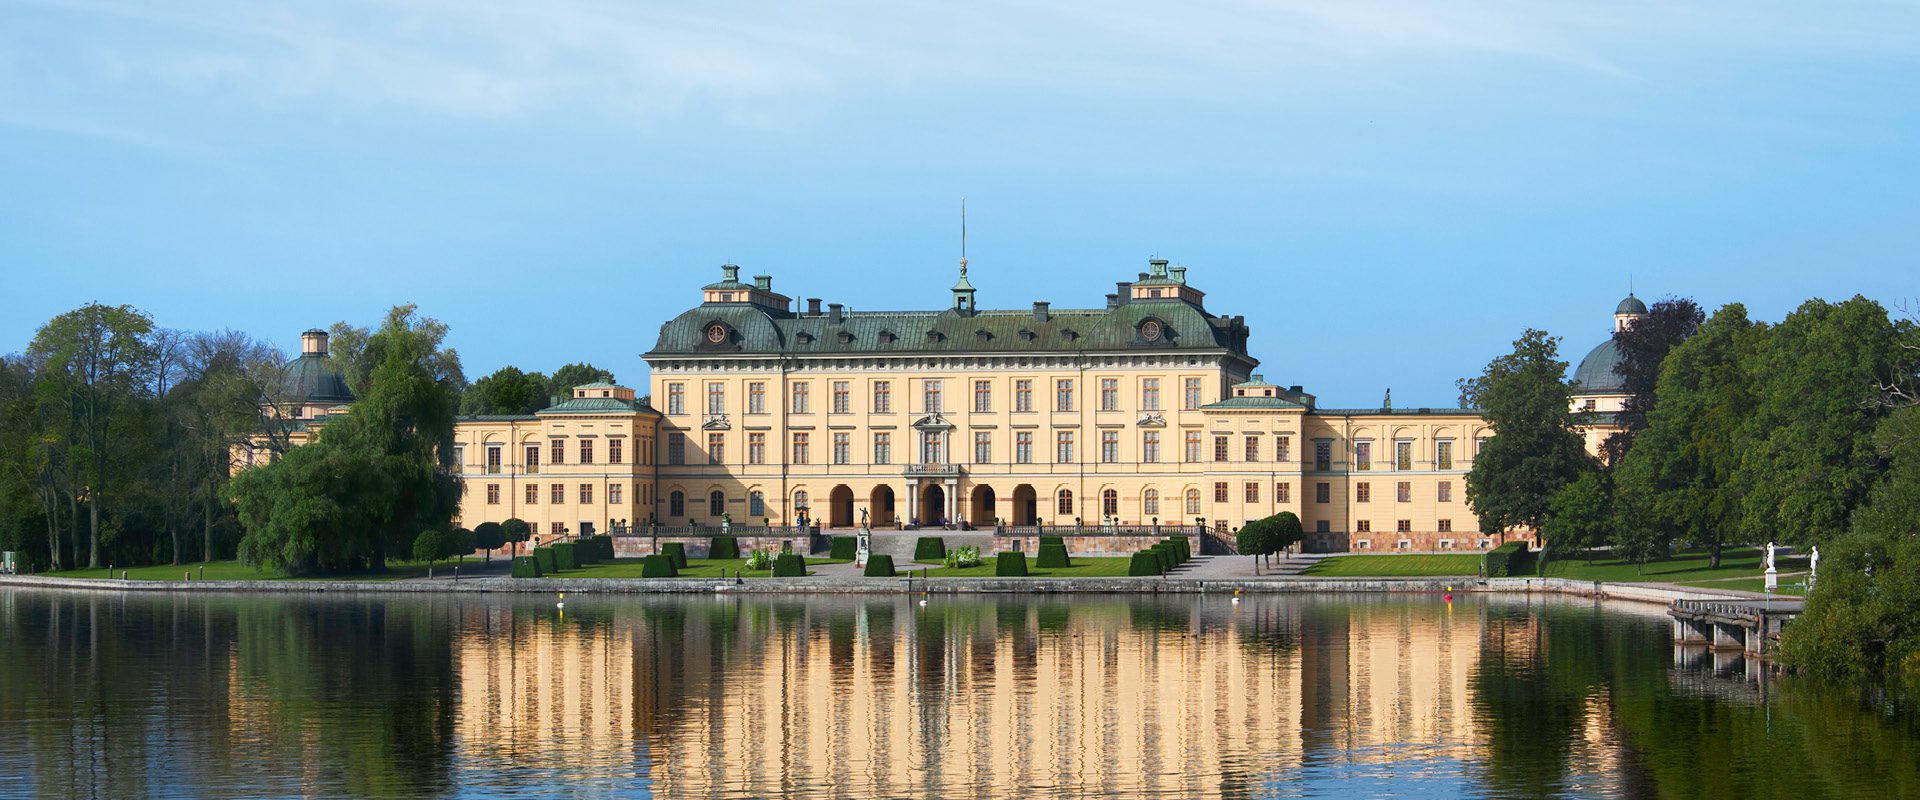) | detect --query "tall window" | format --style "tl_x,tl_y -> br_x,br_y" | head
1185,489 -> 1201,515
580,439 -> 594,465
1142,431 -> 1160,463
669,490 -> 685,517
748,432 -> 765,465
794,491 -> 809,520
920,432 -> 944,464
709,491 -> 725,517
580,483 -> 593,504
922,379 -> 943,413
453,444 -> 465,472
748,382 -> 766,414
1014,379 -> 1033,412
1276,482 -> 1291,503
1437,440 -> 1454,471
973,380 -> 991,413
1144,489 -> 1160,516
1438,481 -> 1453,503
1397,481 -> 1411,502
707,433 -> 724,464
1102,489 -> 1119,516
1183,378 -> 1202,410
1057,490 -> 1074,516
524,484 -> 538,504
551,483 -> 564,504
706,382 -> 725,414
1275,435 -> 1291,463
486,446 -> 502,474
749,491 -> 765,517
833,432 -> 850,465
791,433 -> 810,464
1214,482 -> 1229,502
1314,440 -> 1332,471
1141,378 -> 1160,411
550,439 -> 565,466
1395,440 -> 1413,471
523,445 -> 538,474
486,483 -> 500,505
974,431 -> 991,463
552,522 -> 566,537
1356,482 -> 1371,503
832,381 -> 850,414
1355,441 -> 1372,471
1315,482 -> 1330,504
609,438 -> 623,464
610,483 -> 623,505
1244,435 -> 1259,462
791,382 -> 810,414
1185,431 -> 1202,462
1214,435 -> 1230,462
1245,482 -> 1259,503
666,383 -> 685,415
874,432 -> 892,465
1056,431 -> 1074,464
1055,379 -> 1074,412
873,381 -> 891,413
1015,431 -> 1033,464
1099,378 -> 1119,411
